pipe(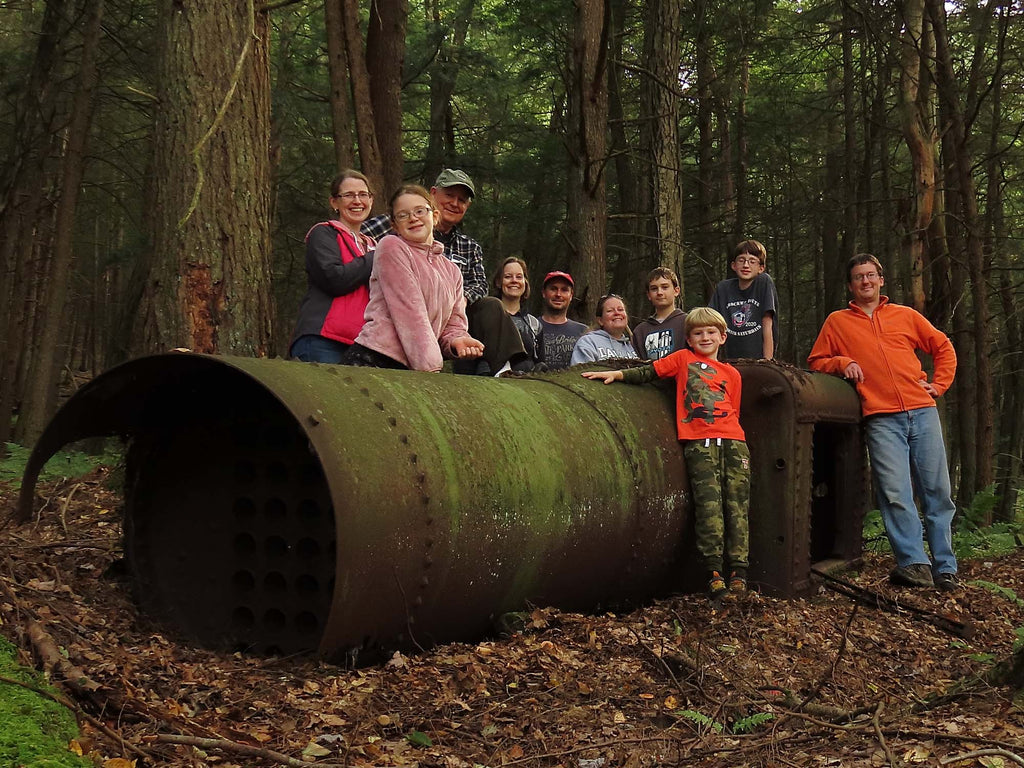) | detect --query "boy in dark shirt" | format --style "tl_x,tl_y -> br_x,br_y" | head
709,239 -> 779,360
632,266 -> 687,361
